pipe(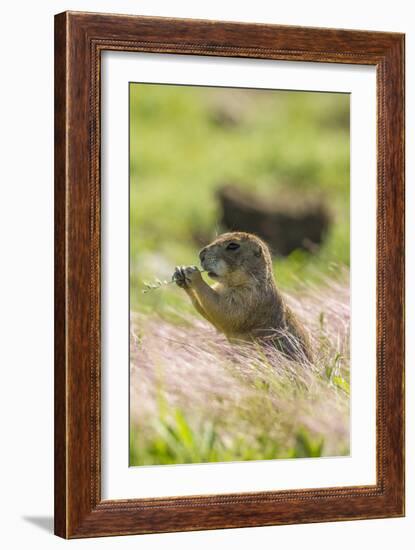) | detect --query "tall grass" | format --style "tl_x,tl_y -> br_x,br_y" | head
130,276 -> 349,466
